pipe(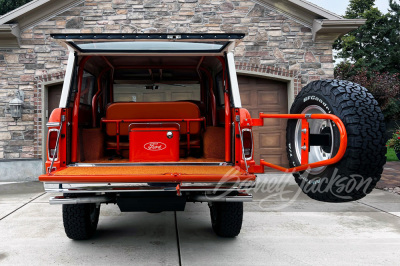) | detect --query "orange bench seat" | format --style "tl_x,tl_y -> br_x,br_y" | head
102,102 -> 204,153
